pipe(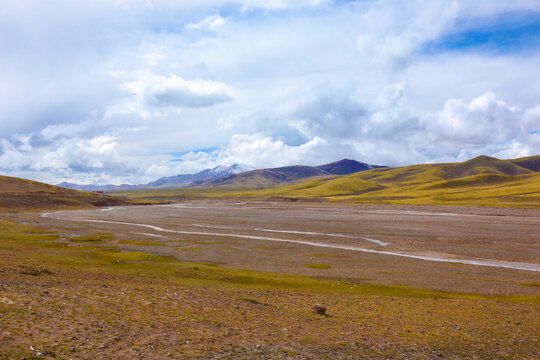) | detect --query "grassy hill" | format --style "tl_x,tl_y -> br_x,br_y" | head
116,155 -> 540,208
0,174 -> 135,212
242,155 -> 540,207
